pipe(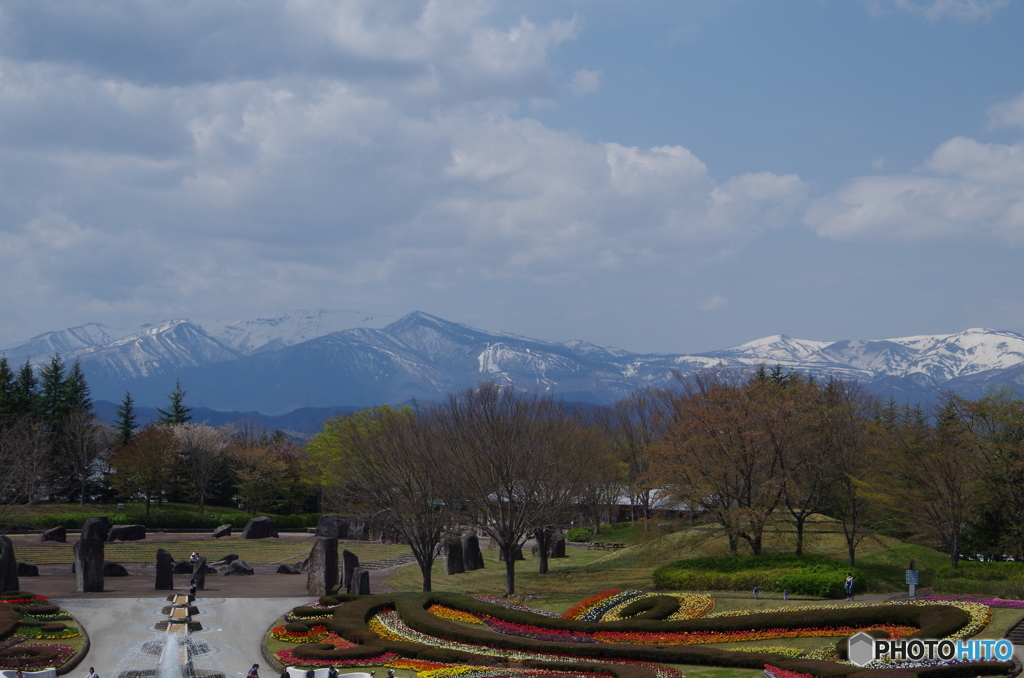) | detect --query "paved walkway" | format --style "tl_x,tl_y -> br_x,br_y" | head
55,595 -> 309,678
